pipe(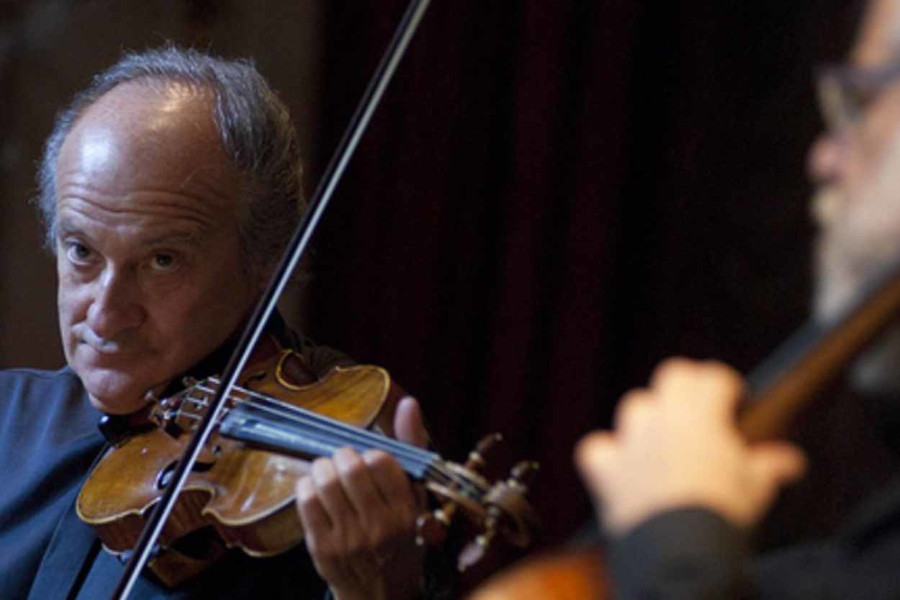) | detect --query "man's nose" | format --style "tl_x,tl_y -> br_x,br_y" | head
85,266 -> 145,339
807,130 -> 847,185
